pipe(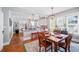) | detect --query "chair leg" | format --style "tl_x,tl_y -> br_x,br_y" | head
65,47 -> 67,52
45,47 -> 46,52
68,45 -> 70,52
54,42 -> 58,52
65,48 -> 67,52
39,46 -> 41,52
51,45 -> 52,52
